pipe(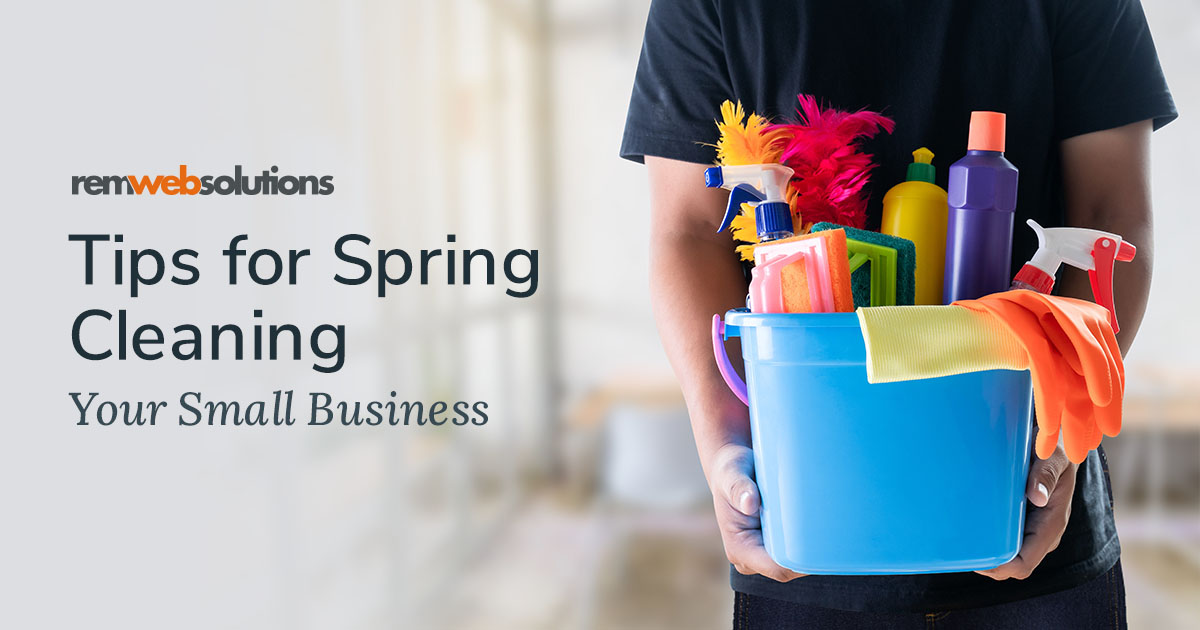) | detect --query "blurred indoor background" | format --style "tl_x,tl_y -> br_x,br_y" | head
2,1 -> 1196,628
